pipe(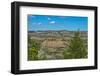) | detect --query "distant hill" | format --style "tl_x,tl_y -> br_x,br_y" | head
28,30 -> 87,41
